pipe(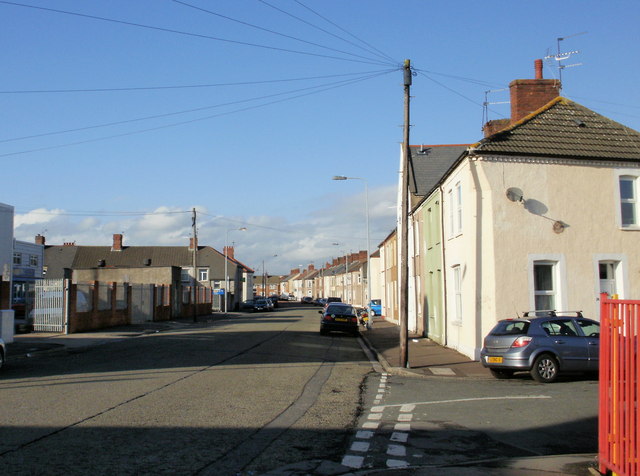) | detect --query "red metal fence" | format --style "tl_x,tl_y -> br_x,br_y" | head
599,294 -> 640,476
